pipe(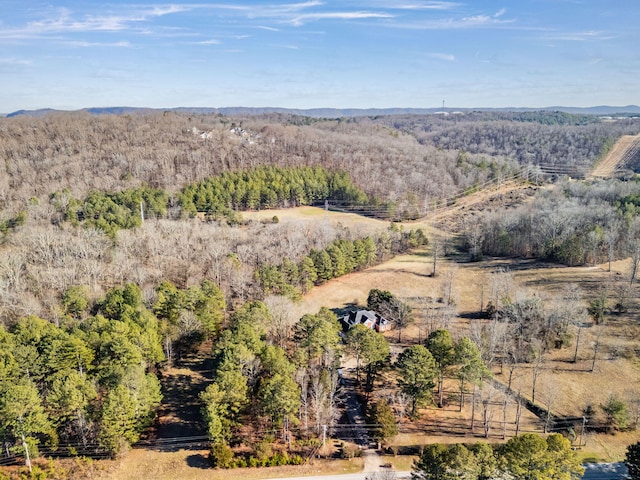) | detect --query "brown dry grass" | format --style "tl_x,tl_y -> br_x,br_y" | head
242,205 -> 390,236
296,238 -> 640,461
103,449 -> 363,480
